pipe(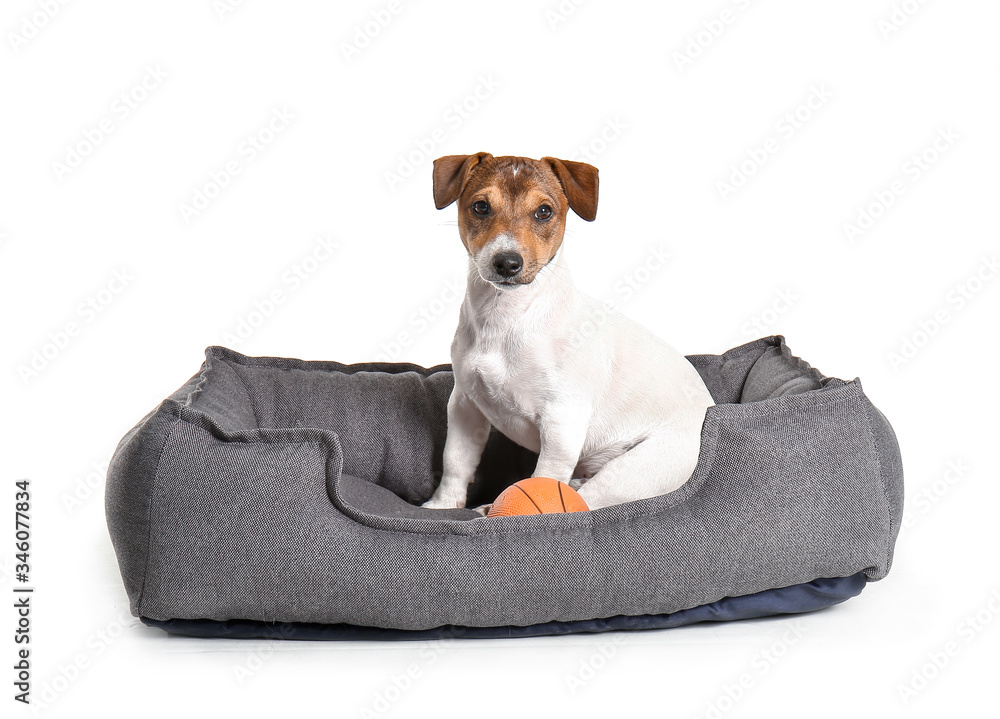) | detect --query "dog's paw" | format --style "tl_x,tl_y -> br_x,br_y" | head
421,492 -> 467,509
471,503 -> 492,516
